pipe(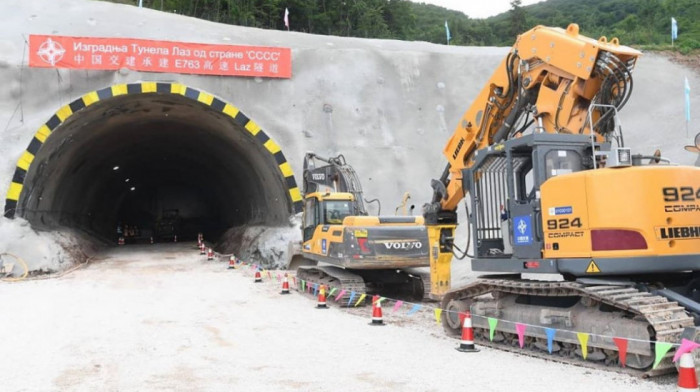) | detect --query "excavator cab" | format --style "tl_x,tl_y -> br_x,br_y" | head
463,133 -> 593,265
